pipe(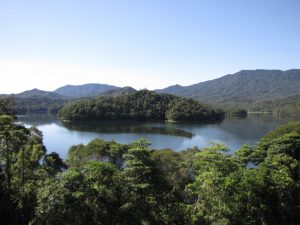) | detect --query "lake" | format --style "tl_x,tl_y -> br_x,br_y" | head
17,114 -> 299,159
